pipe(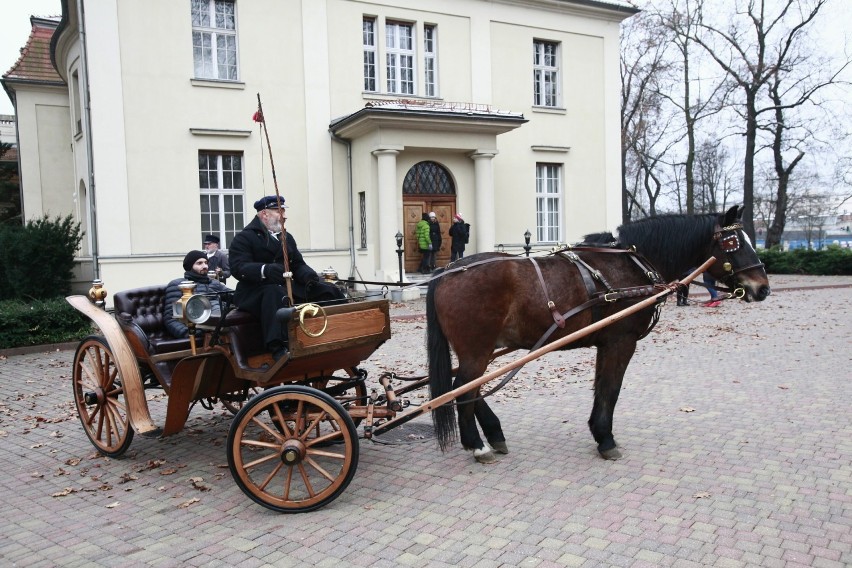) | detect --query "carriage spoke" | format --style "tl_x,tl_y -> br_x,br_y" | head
249,414 -> 285,442
242,451 -> 284,470
306,447 -> 346,460
299,410 -> 326,442
303,457 -> 336,482
283,464 -> 294,500
270,402 -> 294,437
297,463 -> 316,497
305,430 -> 344,448
257,461 -> 284,491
